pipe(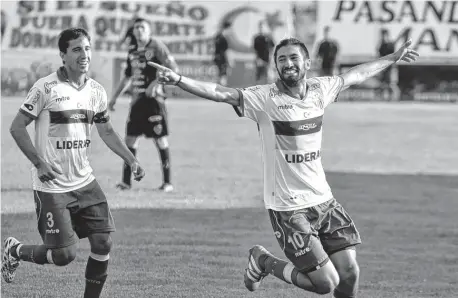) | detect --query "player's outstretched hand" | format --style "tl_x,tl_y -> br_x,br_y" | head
131,162 -> 145,182
147,62 -> 181,85
393,39 -> 420,63
36,159 -> 63,183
